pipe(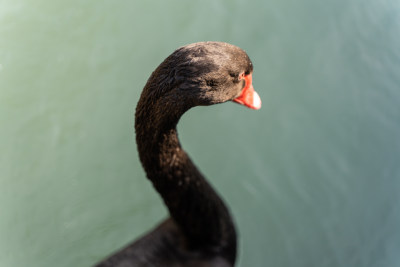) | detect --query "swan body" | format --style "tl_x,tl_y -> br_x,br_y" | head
95,42 -> 261,267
